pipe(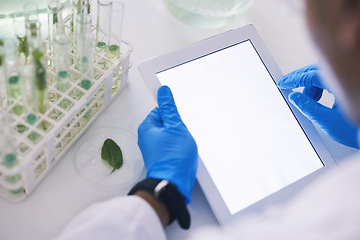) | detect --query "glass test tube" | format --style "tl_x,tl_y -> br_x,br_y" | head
0,39 -> 8,108
71,0 -> 90,45
80,79 -> 92,119
19,64 -> 38,124
106,0 -> 124,60
3,40 -> 21,102
23,2 -> 39,23
95,0 -> 112,52
26,20 -> 43,50
76,14 -> 94,82
48,1 -> 65,43
54,34 -> 71,92
28,22 -> 48,115
13,12 -> 29,66
0,108 -> 18,169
